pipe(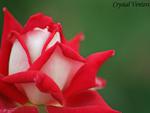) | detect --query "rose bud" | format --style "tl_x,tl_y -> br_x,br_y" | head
0,8 -> 121,113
